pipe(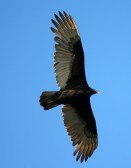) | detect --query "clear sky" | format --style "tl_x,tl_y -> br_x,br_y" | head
0,0 -> 131,167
